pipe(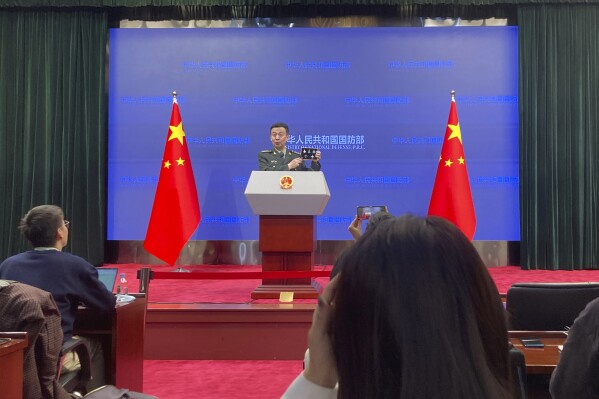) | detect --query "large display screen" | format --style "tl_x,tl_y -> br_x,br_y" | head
108,26 -> 519,240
